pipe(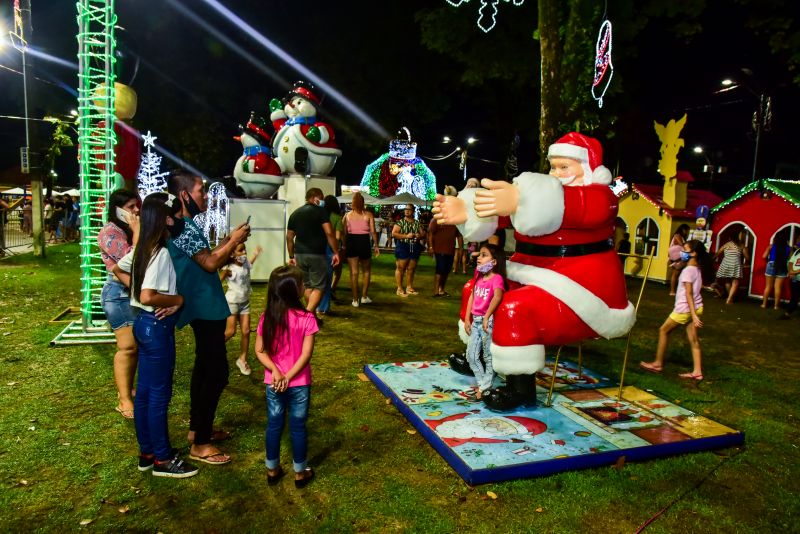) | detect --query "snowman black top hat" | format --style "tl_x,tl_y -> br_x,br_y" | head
286,80 -> 323,107
241,112 -> 272,146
